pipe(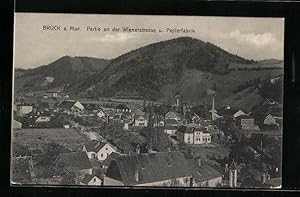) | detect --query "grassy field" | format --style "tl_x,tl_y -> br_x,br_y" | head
13,128 -> 88,152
